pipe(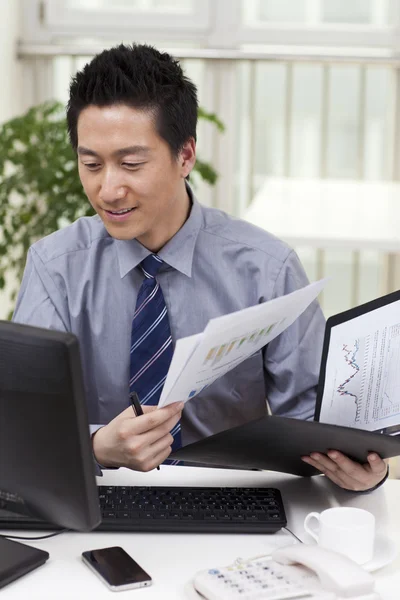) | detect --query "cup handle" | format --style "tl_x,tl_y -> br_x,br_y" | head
304,512 -> 321,542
